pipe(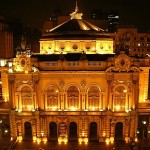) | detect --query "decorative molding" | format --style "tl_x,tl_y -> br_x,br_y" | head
32,74 -> 39,84
81,80 -> 86,87
59,80 -> 65,87
8,74 -> 16,83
